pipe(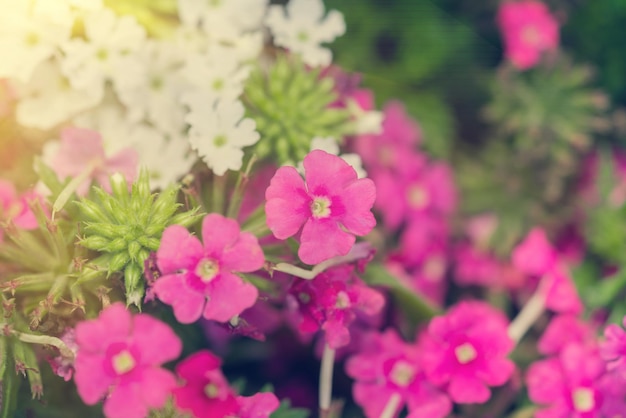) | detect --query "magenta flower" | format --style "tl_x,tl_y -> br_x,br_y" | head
74,303 -> 181,418
346,330 -> 451,418
286,265 -> 384,349
538,315 -> 594,356
497,0 -> 559,70
0,180 -> 39,242
173,350 -> 279,418
153,214 -> 264,324
420,301 -> 515,404
265,149 -> 376,265
511,227 -> 558,275
50,127 -> 138,195
527,343 -> 605,417
601,316 -> 626,377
